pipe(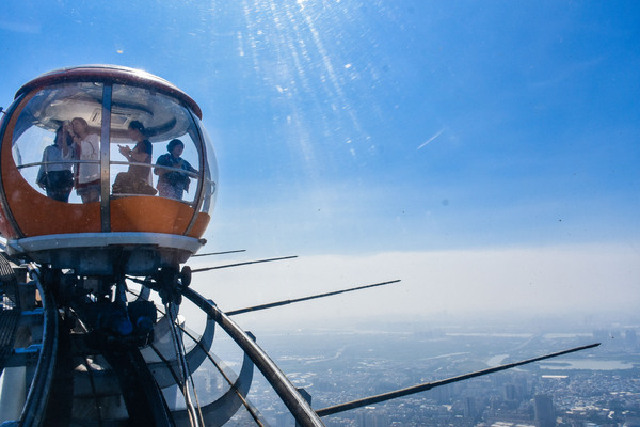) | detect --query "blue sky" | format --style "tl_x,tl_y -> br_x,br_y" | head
1,1 -> 639,321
